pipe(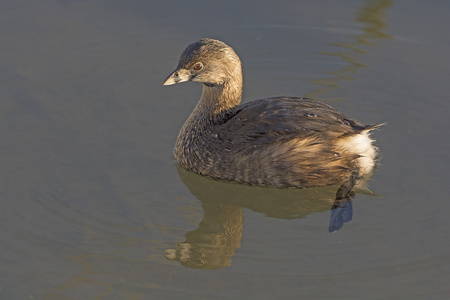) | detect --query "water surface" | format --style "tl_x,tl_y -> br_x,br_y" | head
1,0 -> 450,299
